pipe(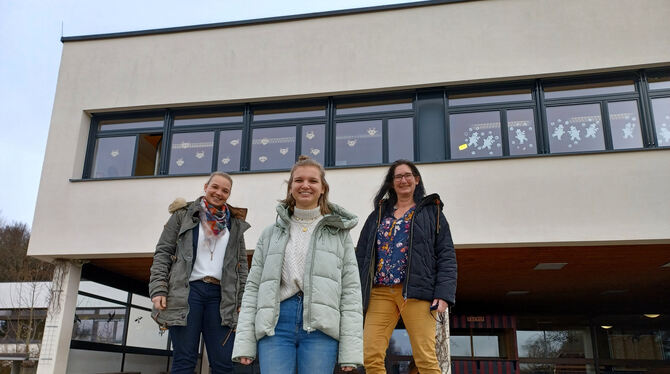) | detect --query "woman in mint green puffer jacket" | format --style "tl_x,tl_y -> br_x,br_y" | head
232,156 -> 363,373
